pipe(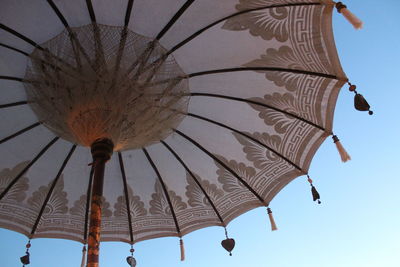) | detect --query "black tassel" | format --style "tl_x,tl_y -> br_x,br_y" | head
20,252 -> 30,266
311,185 -> 321,204
307,176 -> 321,204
